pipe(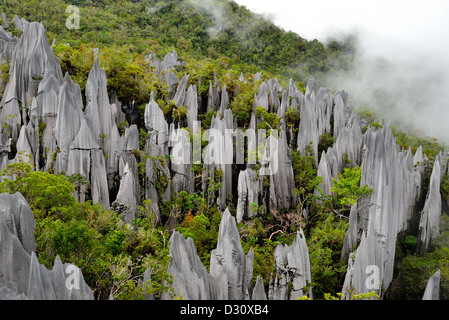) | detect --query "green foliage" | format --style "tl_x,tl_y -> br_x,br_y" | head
401,235 -> 418,256
254,106 -> 280,130
441,173 -> 449,199
402,247 -> 449,300
0,162 -> 75,217
307,213 -> 348,299
285,107 -> 300,132
331,166 -> 372,208
230,78 -> 257,127
318,132 -> 335,155
0,58 -> 10,100
177,209 -> 221,269
392,127 -> 444,162
401,214 -> 449,300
